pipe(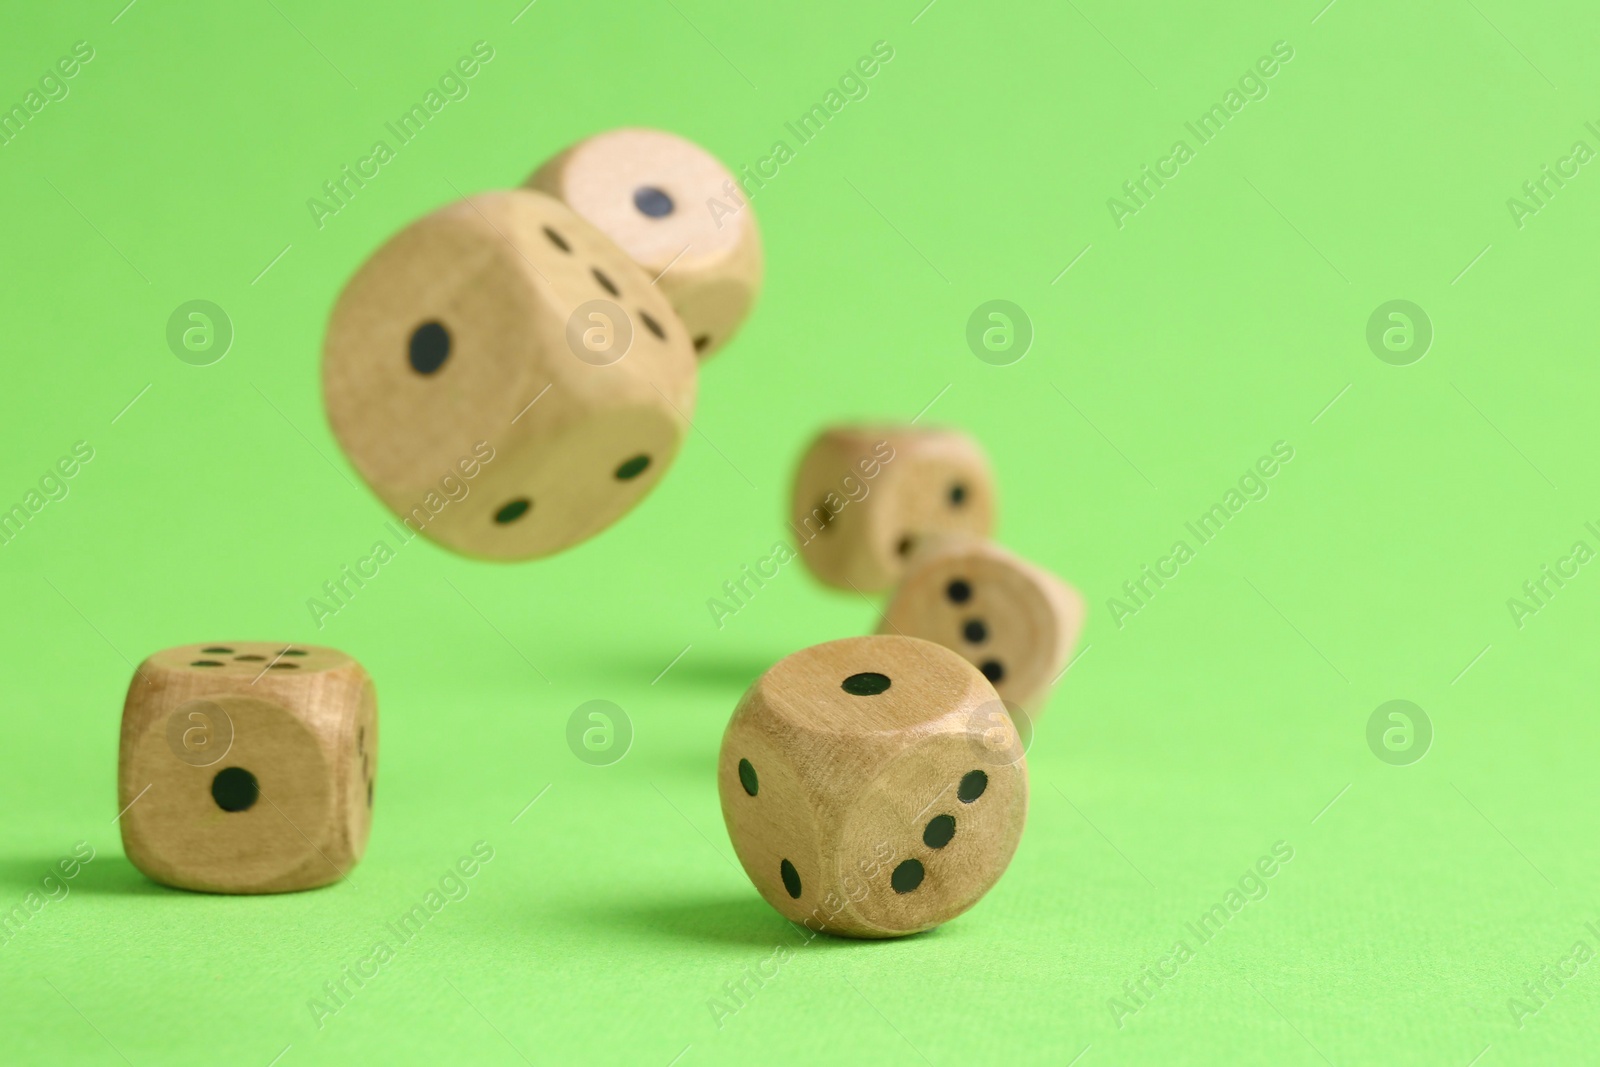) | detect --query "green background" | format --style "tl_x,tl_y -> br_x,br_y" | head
2,0 -> 1597,1063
